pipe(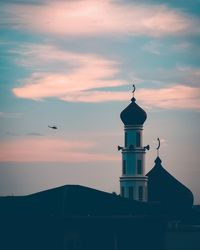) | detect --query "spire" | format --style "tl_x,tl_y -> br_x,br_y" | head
154,156 -> 162,165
